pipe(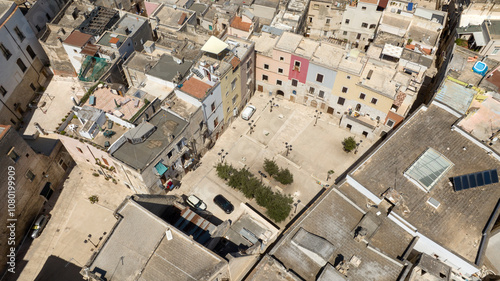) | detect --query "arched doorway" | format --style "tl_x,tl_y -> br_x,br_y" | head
277,90 -> 285,96
355,104 -> 361,111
